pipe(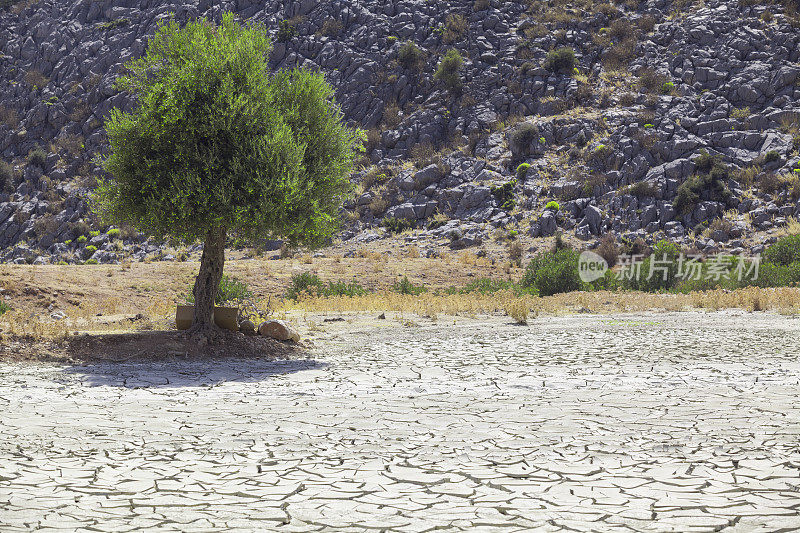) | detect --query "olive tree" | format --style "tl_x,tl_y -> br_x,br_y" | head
93,14 -> 362,338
